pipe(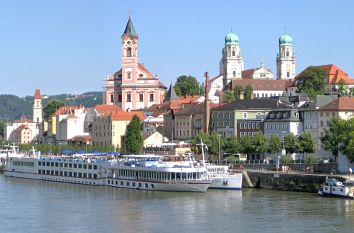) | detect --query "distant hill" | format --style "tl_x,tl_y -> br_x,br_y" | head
0,91 -> 103,121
